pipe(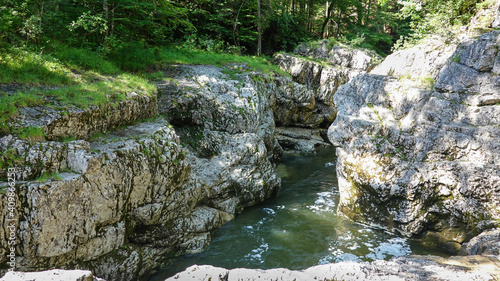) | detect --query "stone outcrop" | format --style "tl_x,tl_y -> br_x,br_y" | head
11,91 -> 157,141
274,40 -> 381,154
462,228 -> 500,257
1,269 -> 105,281
0,64 -> 290,281
0,92 -> 158,180
276,40 -> 381,106
275,127 -> 330,154
328,29 -> 500,250
165,254 -> 500,281
0,121 -> 191,280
